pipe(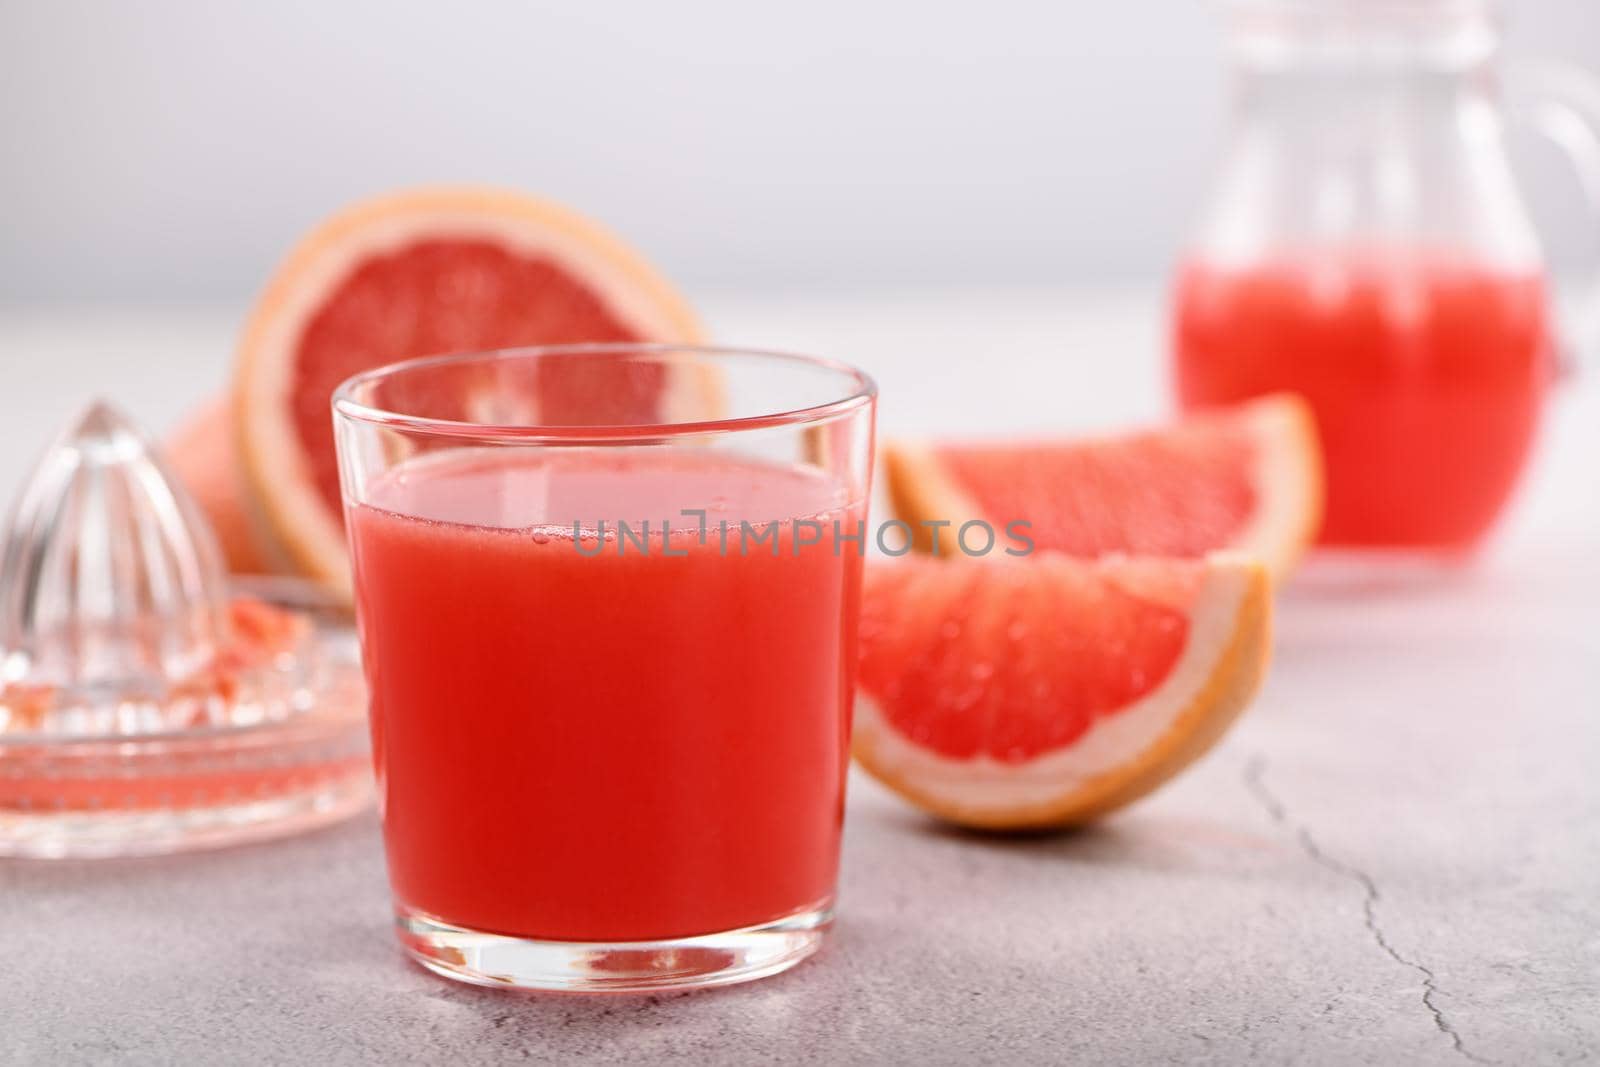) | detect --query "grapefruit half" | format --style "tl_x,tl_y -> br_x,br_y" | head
233,186 -> 705,599
884,395 -> 1322,581
853,553 -> 1271,829
164,397 -> 278,574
